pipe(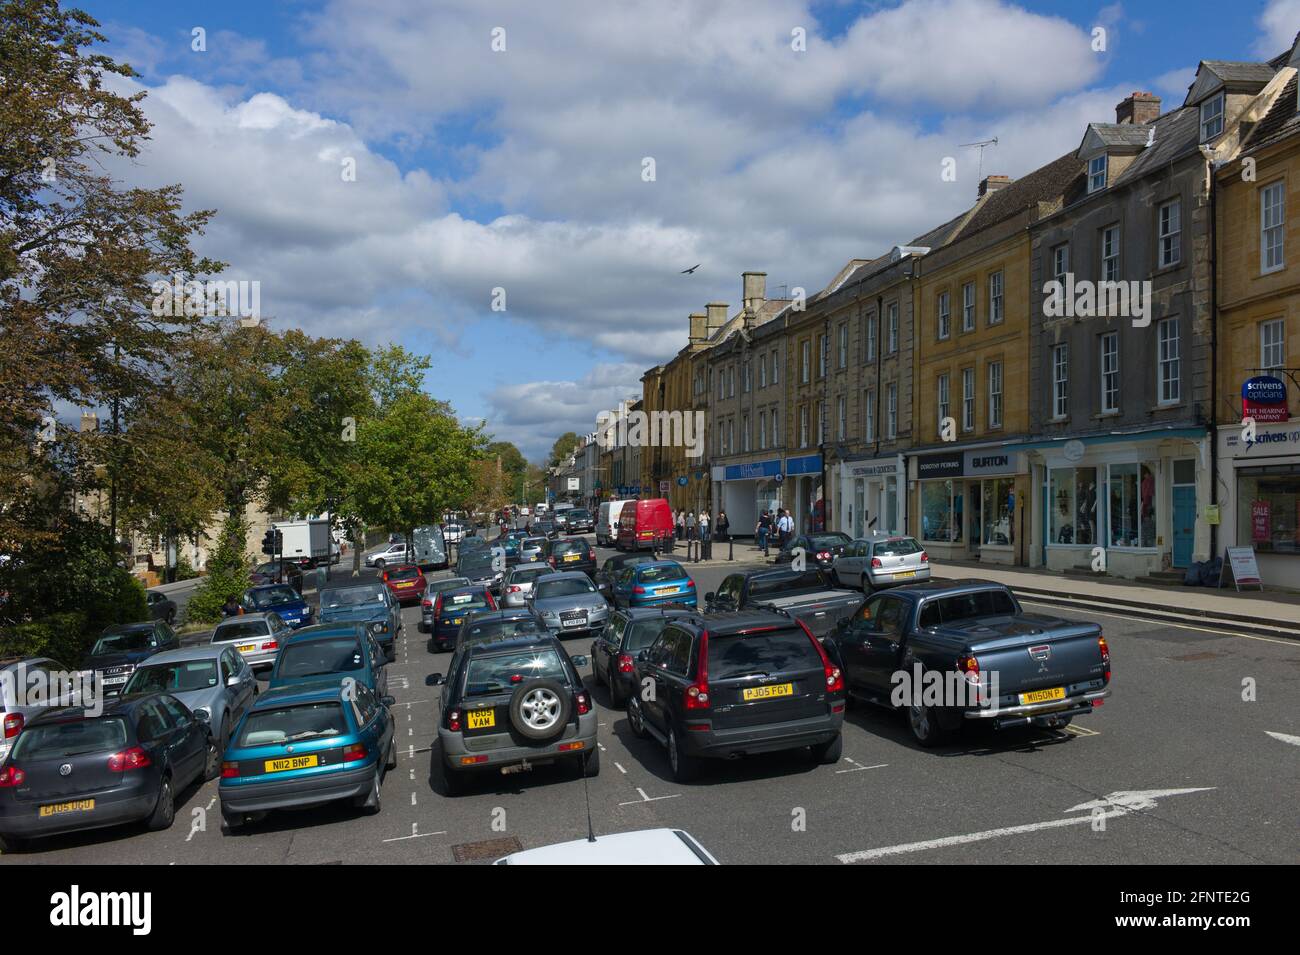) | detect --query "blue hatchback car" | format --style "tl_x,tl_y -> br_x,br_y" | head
610,560 -> 697,609
218,681 -> 395,829
241,584 -> 313,628
268,624 -> 389,698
